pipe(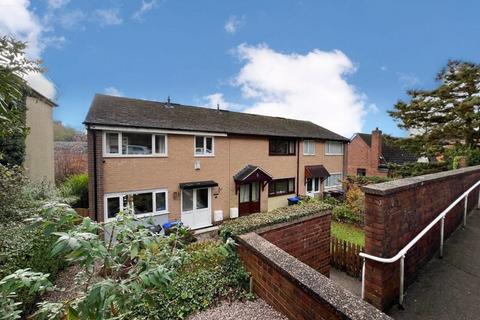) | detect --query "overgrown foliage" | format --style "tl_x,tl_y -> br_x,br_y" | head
332,205 -> 362,225
444,145 -> 480,169
344,175 -> 391,188
32,210 -> 250,319
54,121 -> 82,141
59,173 -> 88,208
389,60 -> 480,156
219,202 -> 332,241
388,162 -> 449,178
0,36 -> 43,139
345,186 -> 364,218
0,203 -> 79,316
